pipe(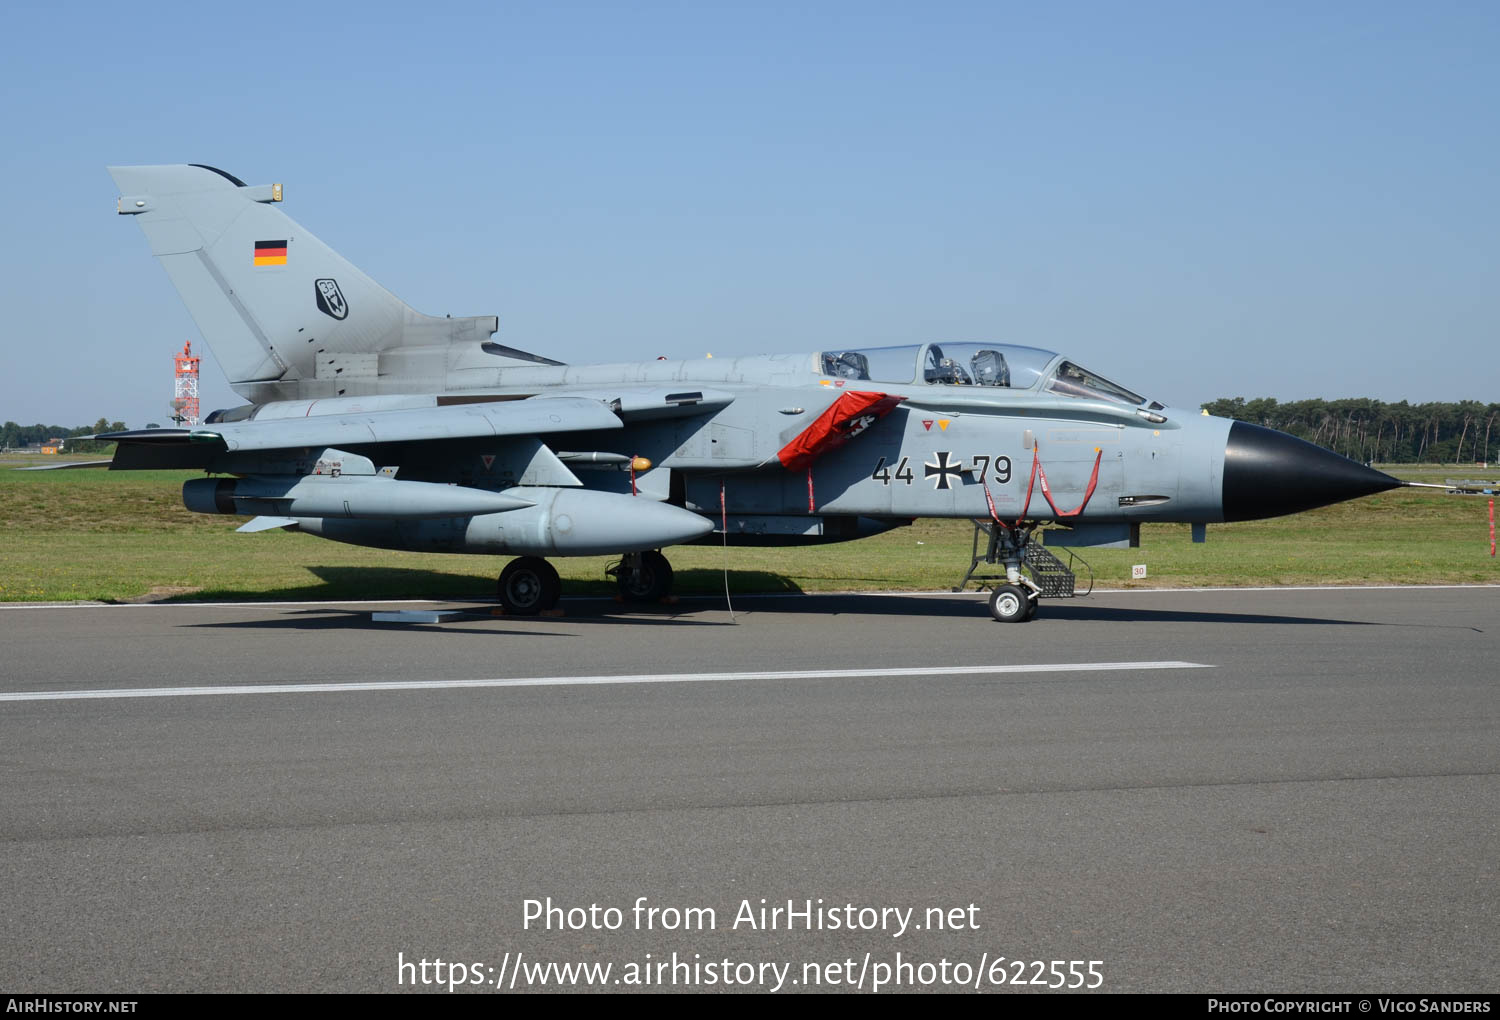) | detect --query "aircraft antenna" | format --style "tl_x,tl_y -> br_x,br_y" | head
170,341 -> 201,426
